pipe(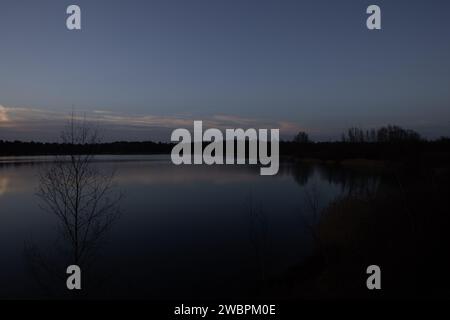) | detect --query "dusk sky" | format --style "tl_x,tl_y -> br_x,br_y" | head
1,0 -> 449,141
